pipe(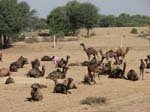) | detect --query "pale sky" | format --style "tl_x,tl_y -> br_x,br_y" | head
18,0 -> 150,18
